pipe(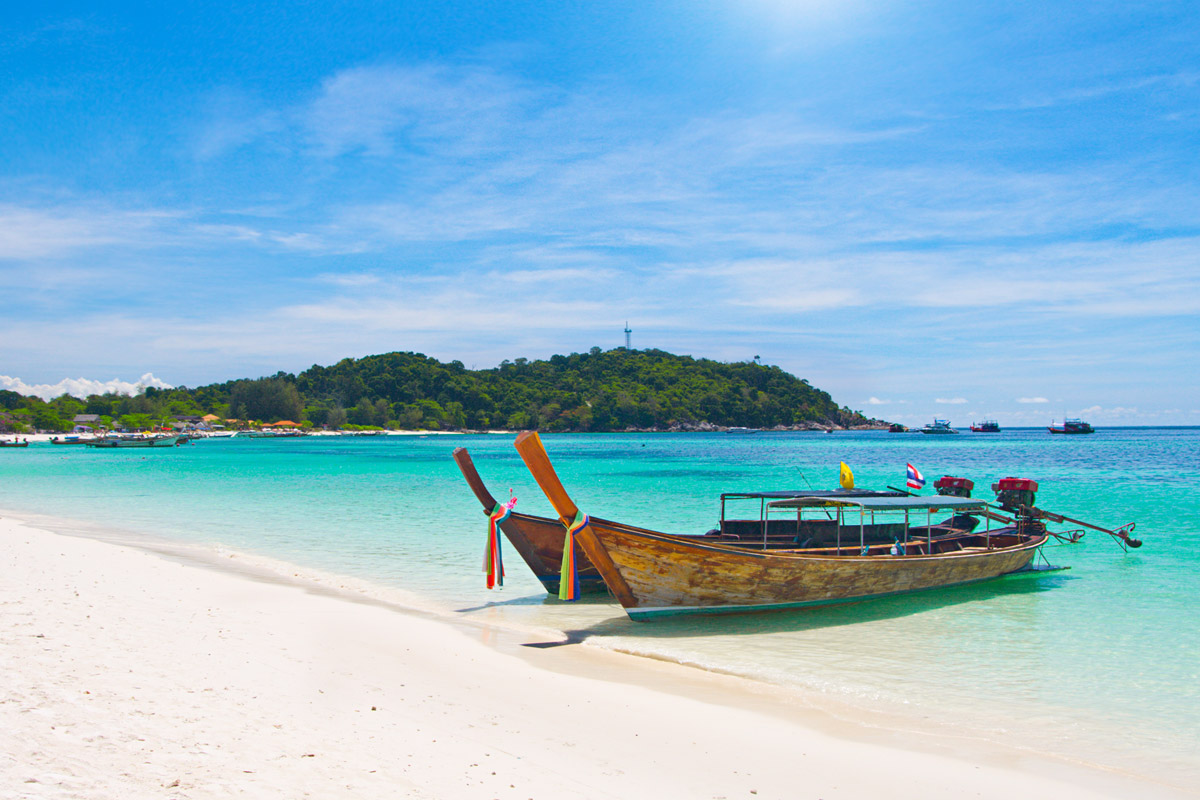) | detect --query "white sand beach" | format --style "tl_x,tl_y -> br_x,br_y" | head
1,515 -> 1190,800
